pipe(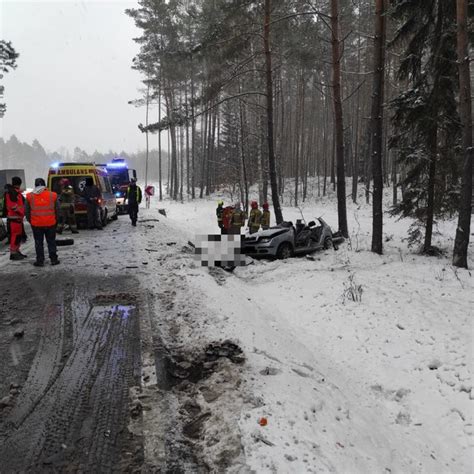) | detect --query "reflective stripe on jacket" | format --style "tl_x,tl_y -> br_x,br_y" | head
231,209 -> 246,227
248,208 -> 262,228
127,185 -> 142,205
27,190 -> 57,227
5,190 -> 25,221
